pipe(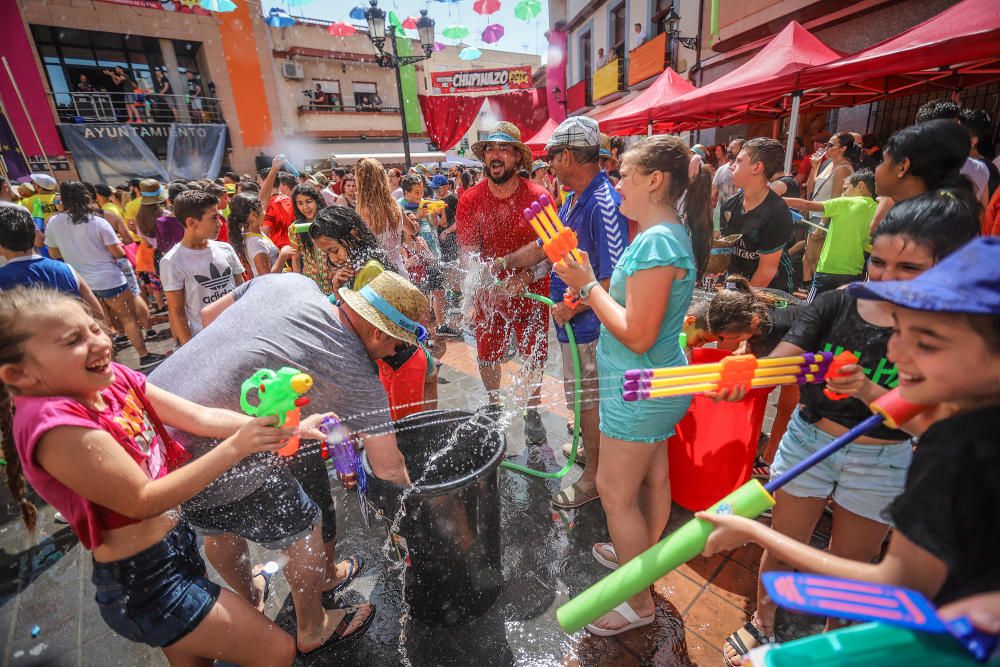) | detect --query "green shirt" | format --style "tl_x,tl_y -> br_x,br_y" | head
817,196 -> 877,275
